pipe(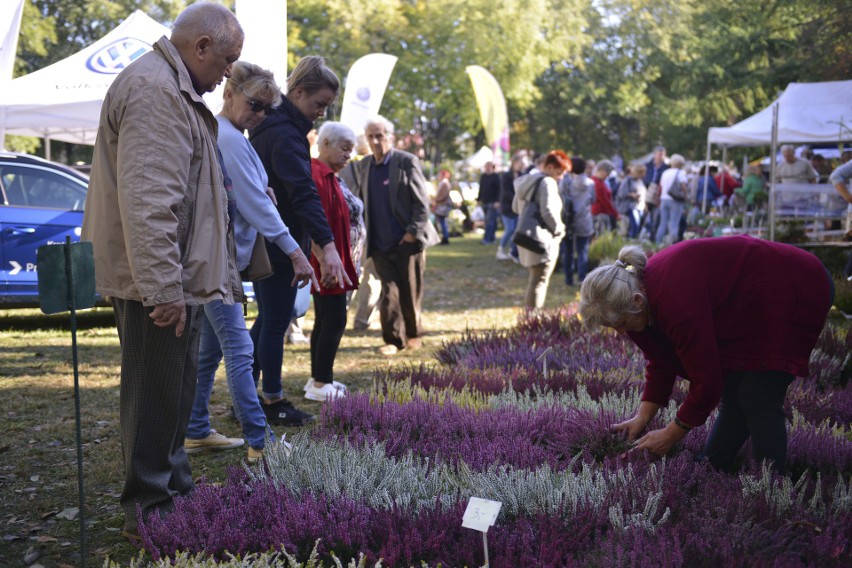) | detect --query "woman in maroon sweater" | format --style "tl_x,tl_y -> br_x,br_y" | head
579,235 -> 833,472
